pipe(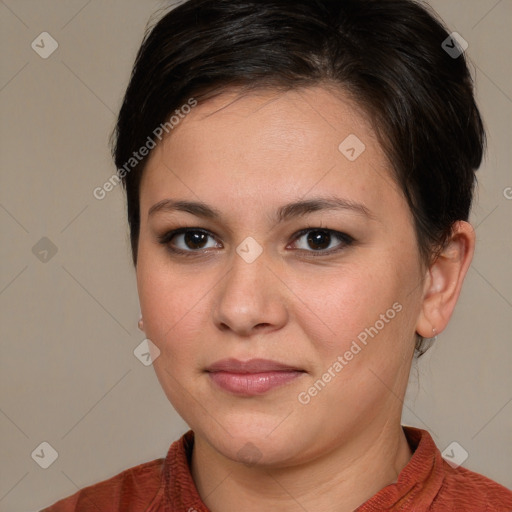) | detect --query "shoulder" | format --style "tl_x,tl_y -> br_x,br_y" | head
437,462 -> 512,511
40,457 -> 165,512
394,427 -> 512,511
